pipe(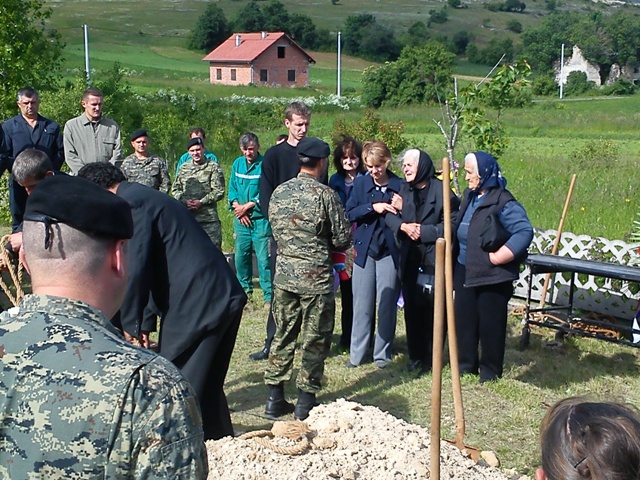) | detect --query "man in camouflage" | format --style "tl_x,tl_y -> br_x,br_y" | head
120,129 -> 171,193
172,136 -> 225,249
263,137 -> 352,421
0,175 -> 207,478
